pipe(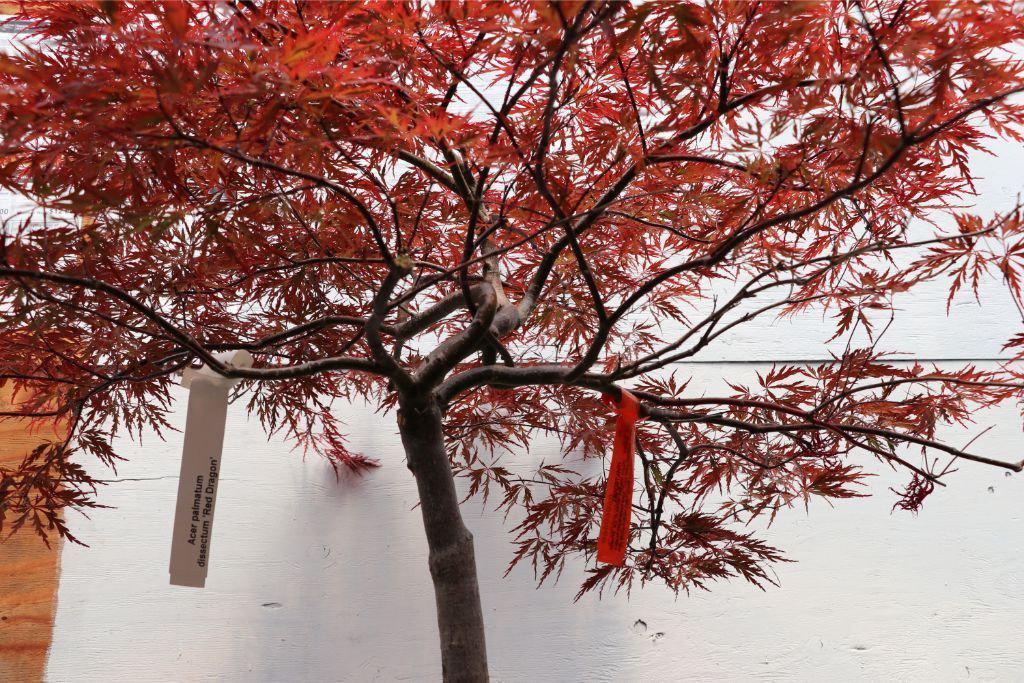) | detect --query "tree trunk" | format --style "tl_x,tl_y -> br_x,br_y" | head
398,397 -> 489,682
